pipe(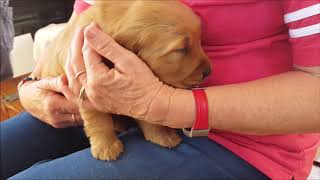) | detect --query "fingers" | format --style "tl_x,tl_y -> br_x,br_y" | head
49,113 -> 83,128
84,22 -> 133,73
65,49 -> 76,89
36,76 -> 67,92
45,93 -> 83,128
55,95 -> 80,114
70,28 -> 87,84
52,76 -> 95,111
37,76 -> 80,113
66,27 -> 87,95
82,37 -> 106,82
35,76 -> 76,103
